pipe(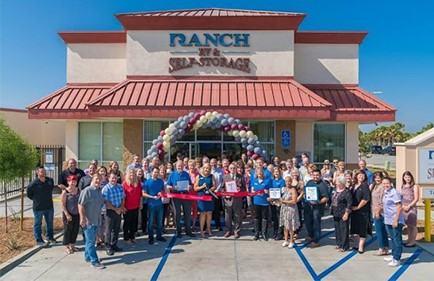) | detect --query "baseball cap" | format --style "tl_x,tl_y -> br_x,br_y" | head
67,175 -> 78,181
